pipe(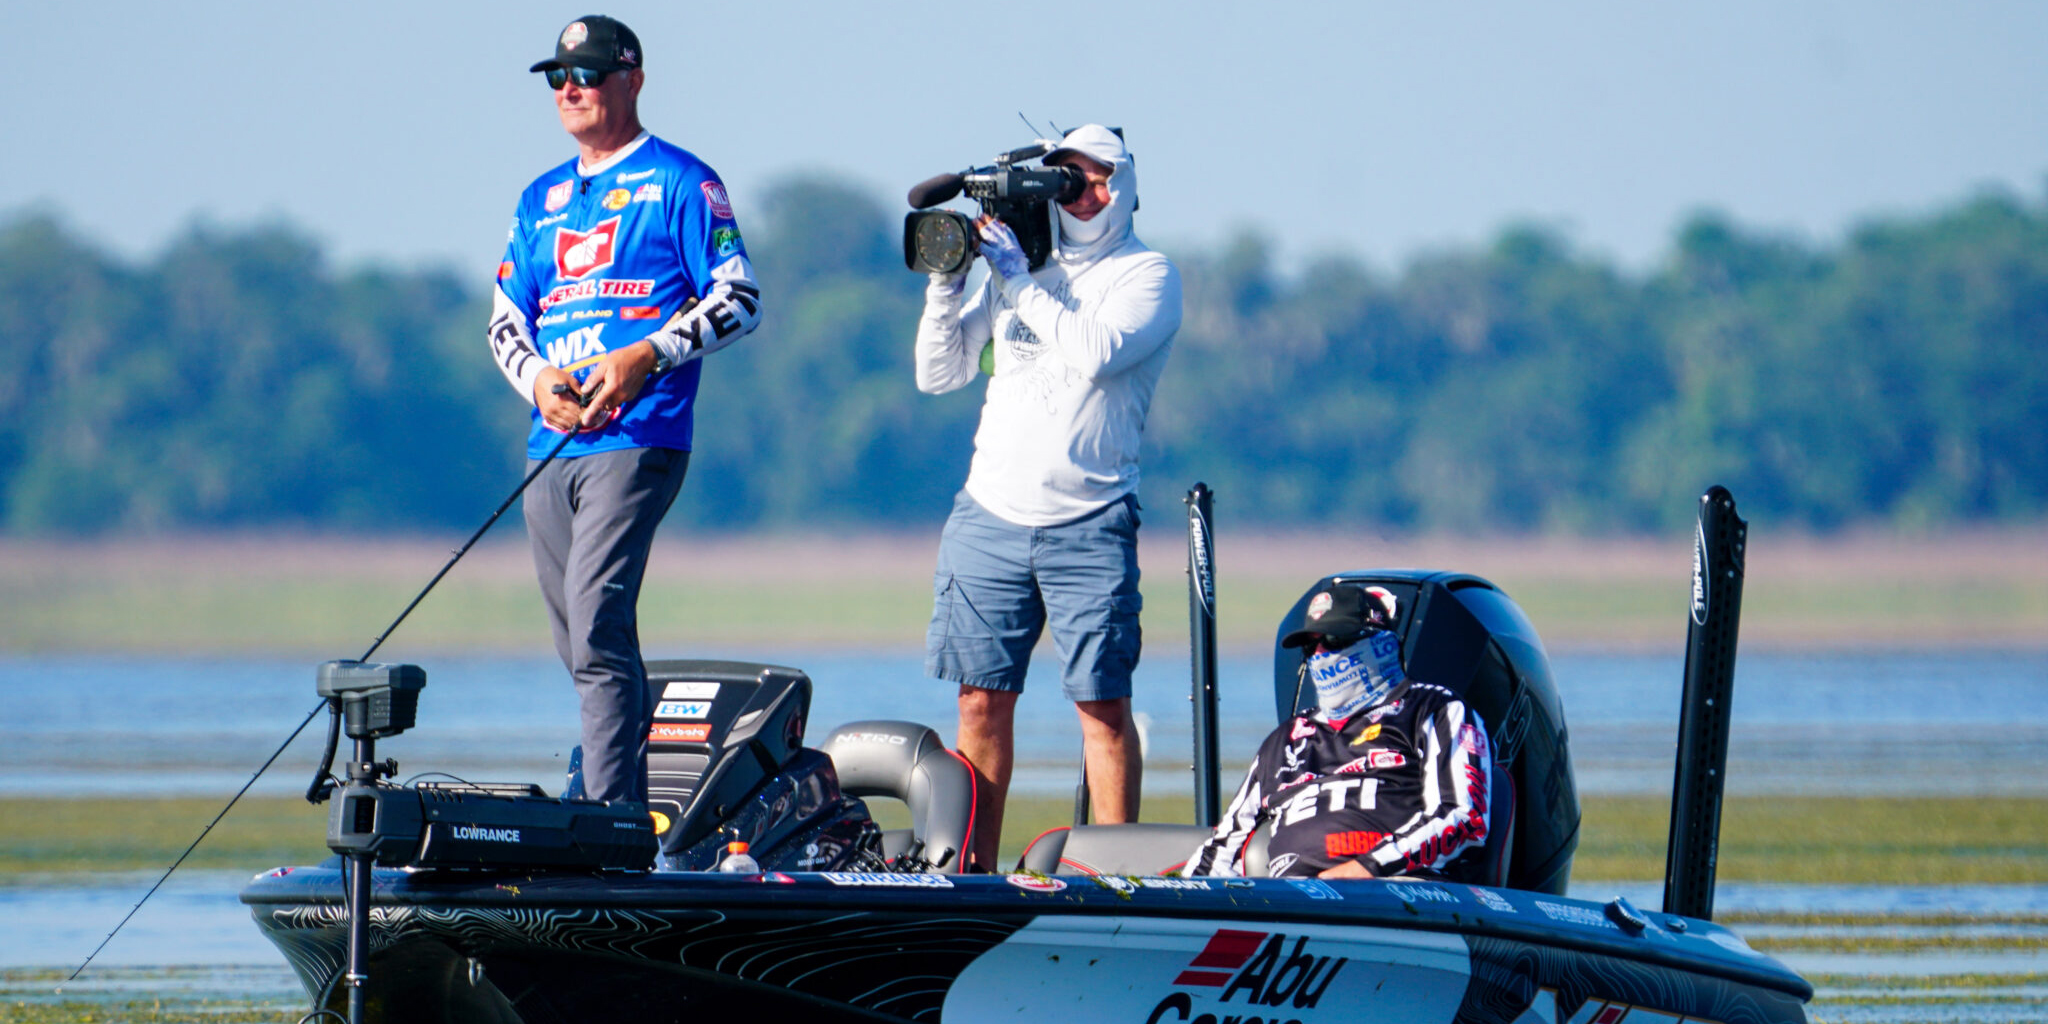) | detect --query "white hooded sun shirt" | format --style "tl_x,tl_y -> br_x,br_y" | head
915,125 -> 1184,526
